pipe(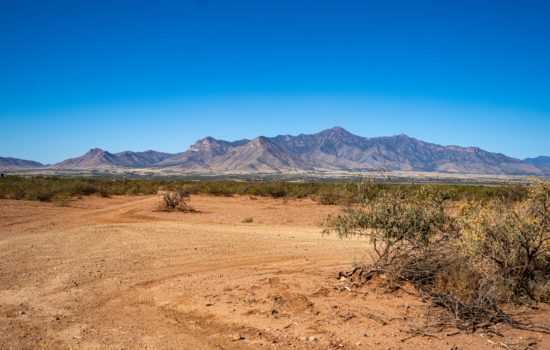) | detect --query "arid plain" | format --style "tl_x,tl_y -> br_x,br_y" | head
1,195 -> 548,349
